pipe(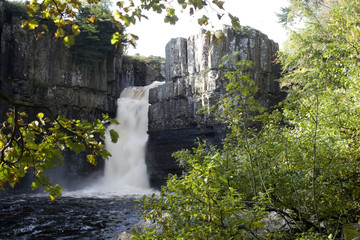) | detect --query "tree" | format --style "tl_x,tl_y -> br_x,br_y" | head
69,3 -> 125,66
21,0 -> 241,49
134,0 -> 360,239
0,0 -> 240,199
134,58 -> 272,240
